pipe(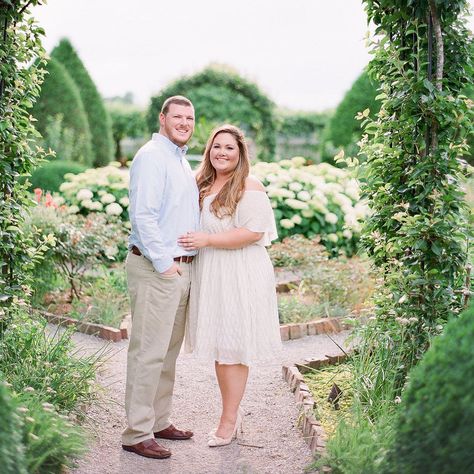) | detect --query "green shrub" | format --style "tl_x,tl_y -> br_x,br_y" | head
68,266 -> 129,328
383,303 -> 474,474
269,235 -> 329,268
52,39 -> 114,167
32,57 -> 93,165
25,206 -> 127,300
18,394 -> 86,474
0,380 -> 26,474
0,312 -> 100,414
320,70 -> 380,162
29,160 -> 87,193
